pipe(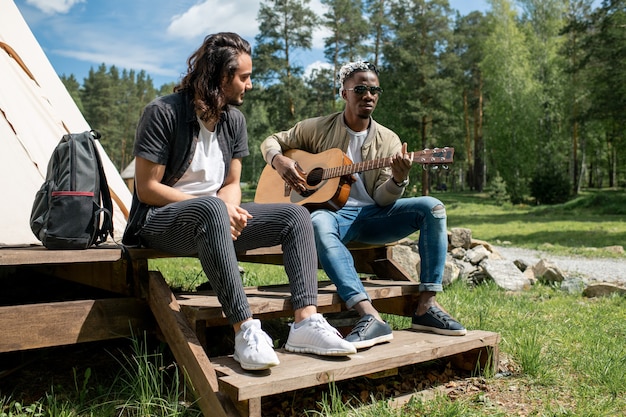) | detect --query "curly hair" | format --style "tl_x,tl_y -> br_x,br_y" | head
337,60 -> 379,94
175,32 -> 251,122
